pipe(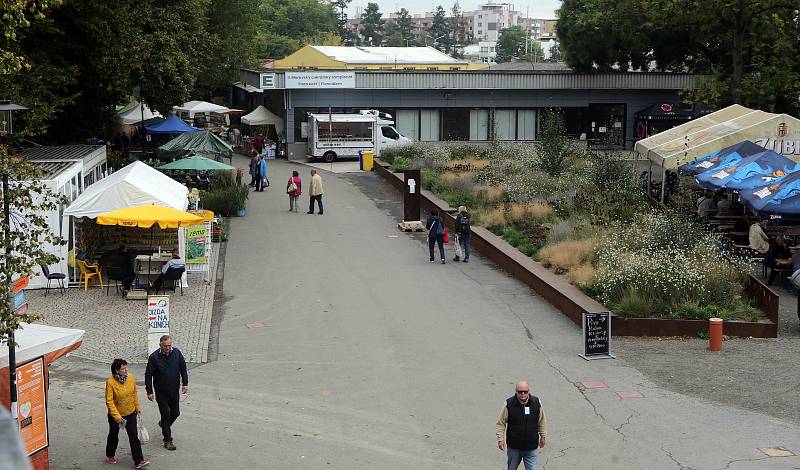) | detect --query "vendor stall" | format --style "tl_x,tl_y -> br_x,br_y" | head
158,130 -> 233,163
1,323 -> 84,470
